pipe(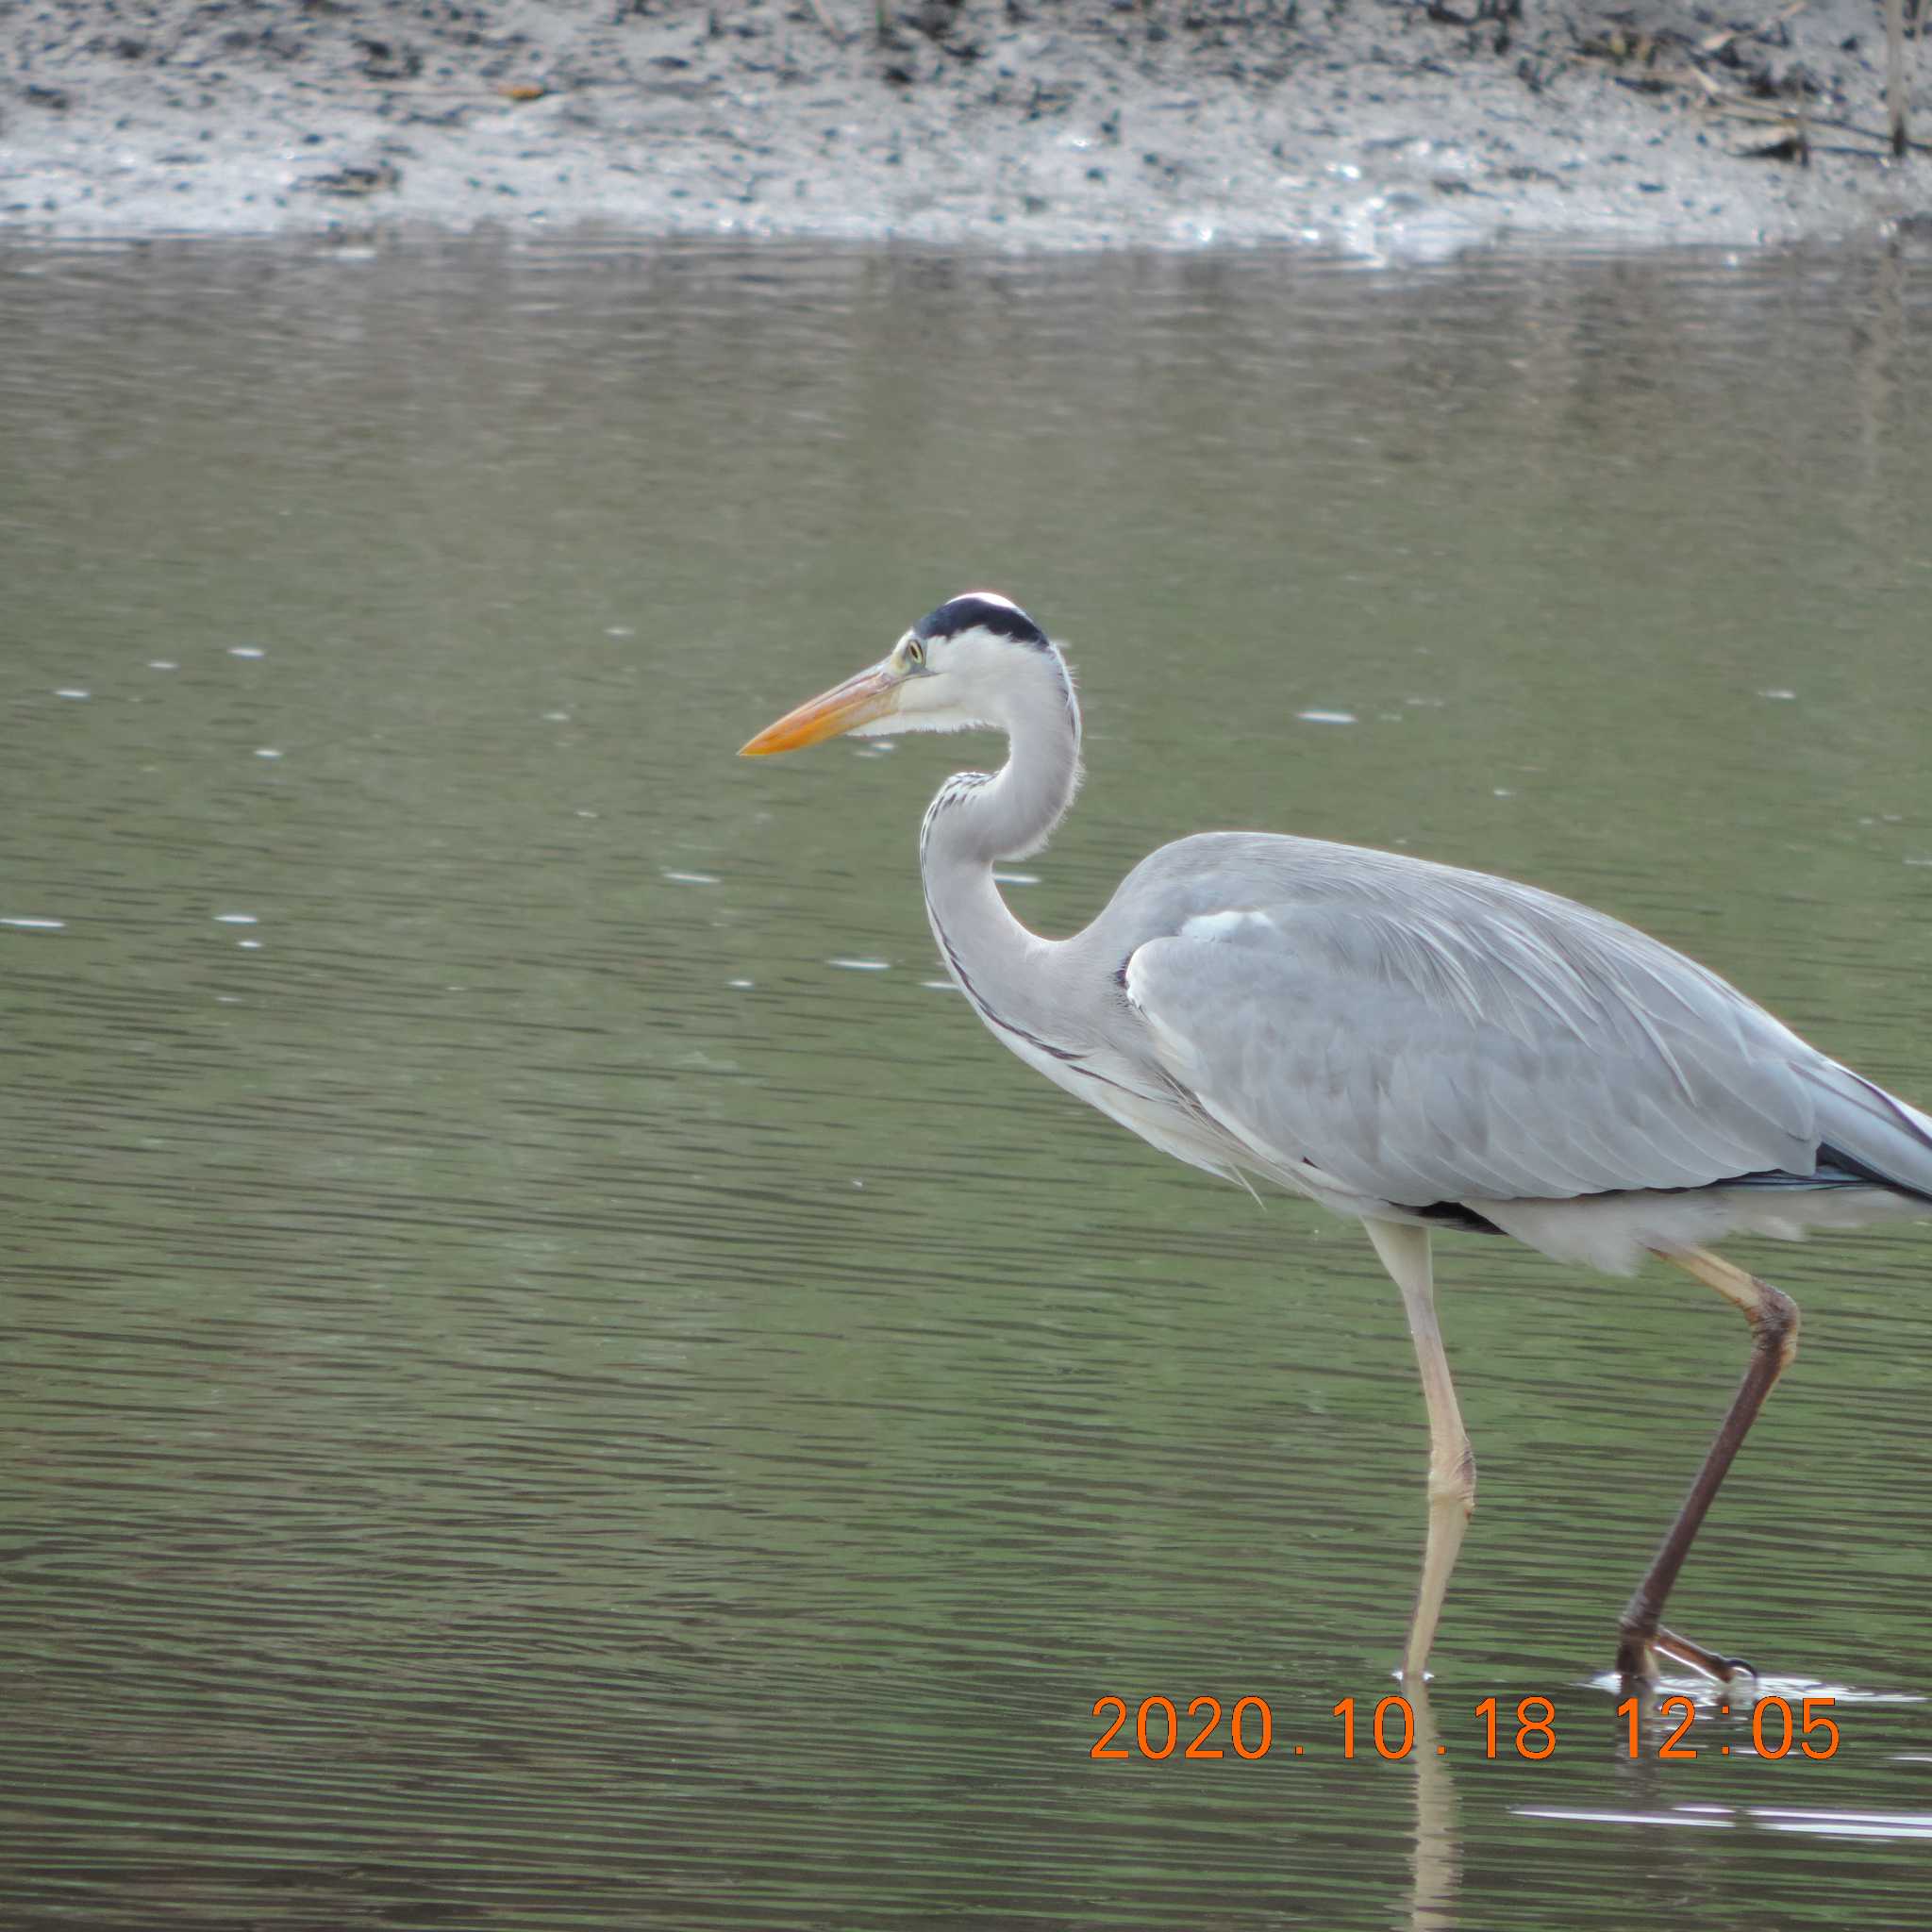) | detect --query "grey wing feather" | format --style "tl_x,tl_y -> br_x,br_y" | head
1111,837 -> 1857,1208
